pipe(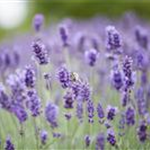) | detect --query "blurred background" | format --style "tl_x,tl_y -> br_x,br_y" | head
0,0 -> 150,40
